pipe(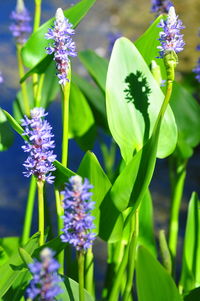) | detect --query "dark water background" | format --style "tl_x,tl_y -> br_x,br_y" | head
0,0 -> 200,295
